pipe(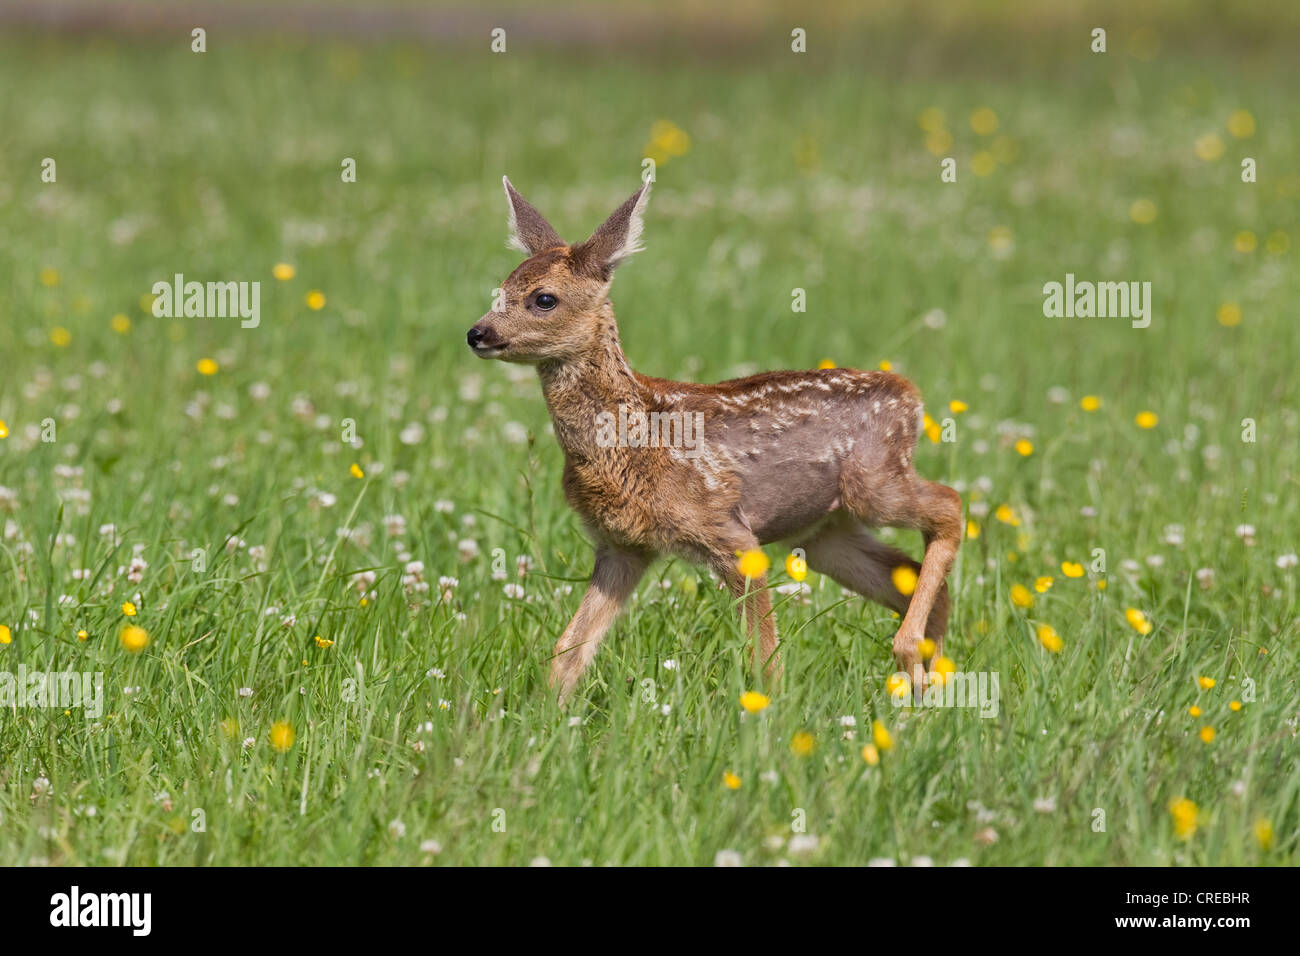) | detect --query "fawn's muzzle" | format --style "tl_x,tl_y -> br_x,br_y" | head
466,321 -> 505,356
